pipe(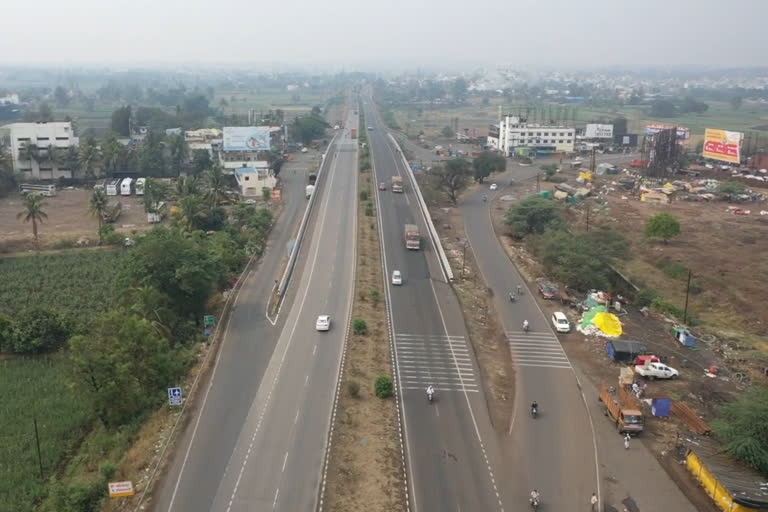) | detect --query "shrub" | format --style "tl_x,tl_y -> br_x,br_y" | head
370,288 -> 379,306
100,224 -> 123,246
374,375 -> 393,399
634,288 -> 659,308
347,380 -> 360,398
365,202 -> 374,217
99,461 -> 117,481
360,189 -> 369,201
10,306 -> 73,354
352,318 -> 368,335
